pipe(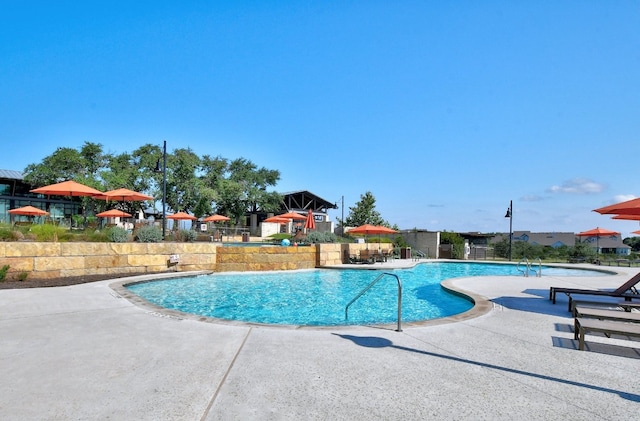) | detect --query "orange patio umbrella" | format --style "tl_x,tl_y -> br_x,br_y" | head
30,180 -> 104,227
276,211 -> 307,220
30,180 -> 103,197
348,224 -> 398,235
594,198 -> 640,216
8,205 -> 49,217
167,211 -> 197,229
348,224 -> 398,249
203,214 -> 231,223
611,214 -> 640,221
264,216 -> 291,224
304,209 -> 316,231
96,209 -> 132,218
576,227 -> 620,254
94,188 -> 153,202
167,211 -> 197,220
